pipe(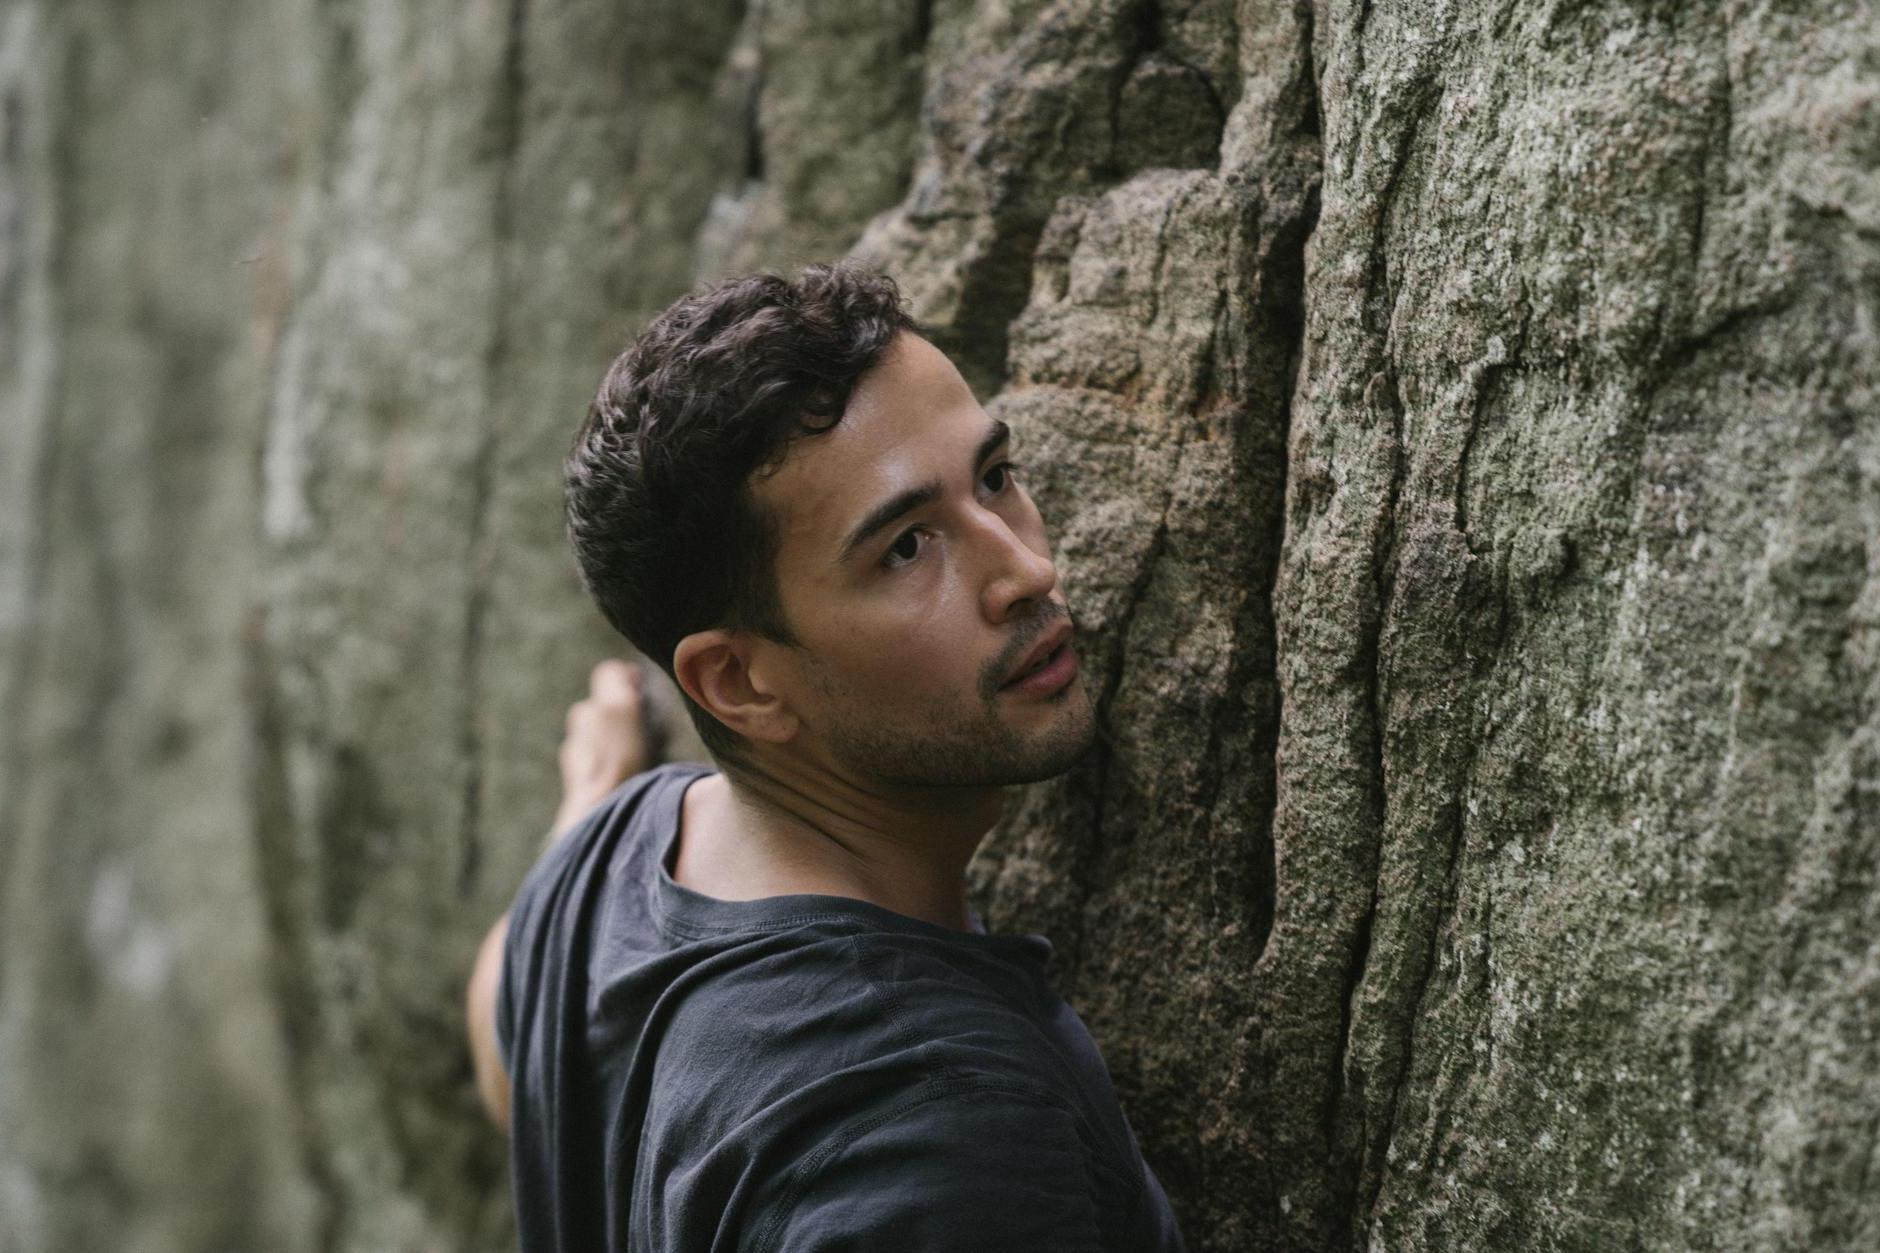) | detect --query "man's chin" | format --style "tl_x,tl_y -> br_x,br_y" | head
820,685 -> 1098,789
994,702 -> 1100,784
